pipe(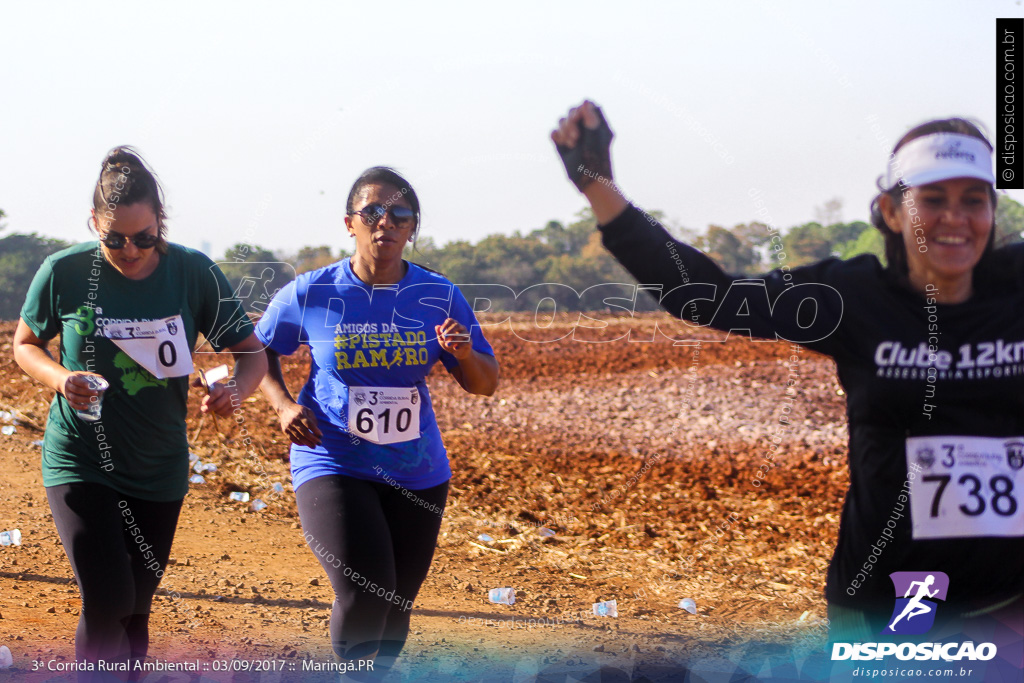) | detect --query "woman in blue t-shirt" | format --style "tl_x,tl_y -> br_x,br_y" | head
256,167 -> 499,677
